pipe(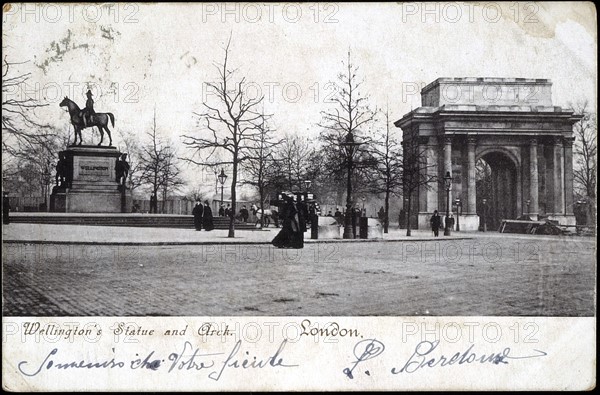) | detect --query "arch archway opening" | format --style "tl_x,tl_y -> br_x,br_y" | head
476,152 -> 518,230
